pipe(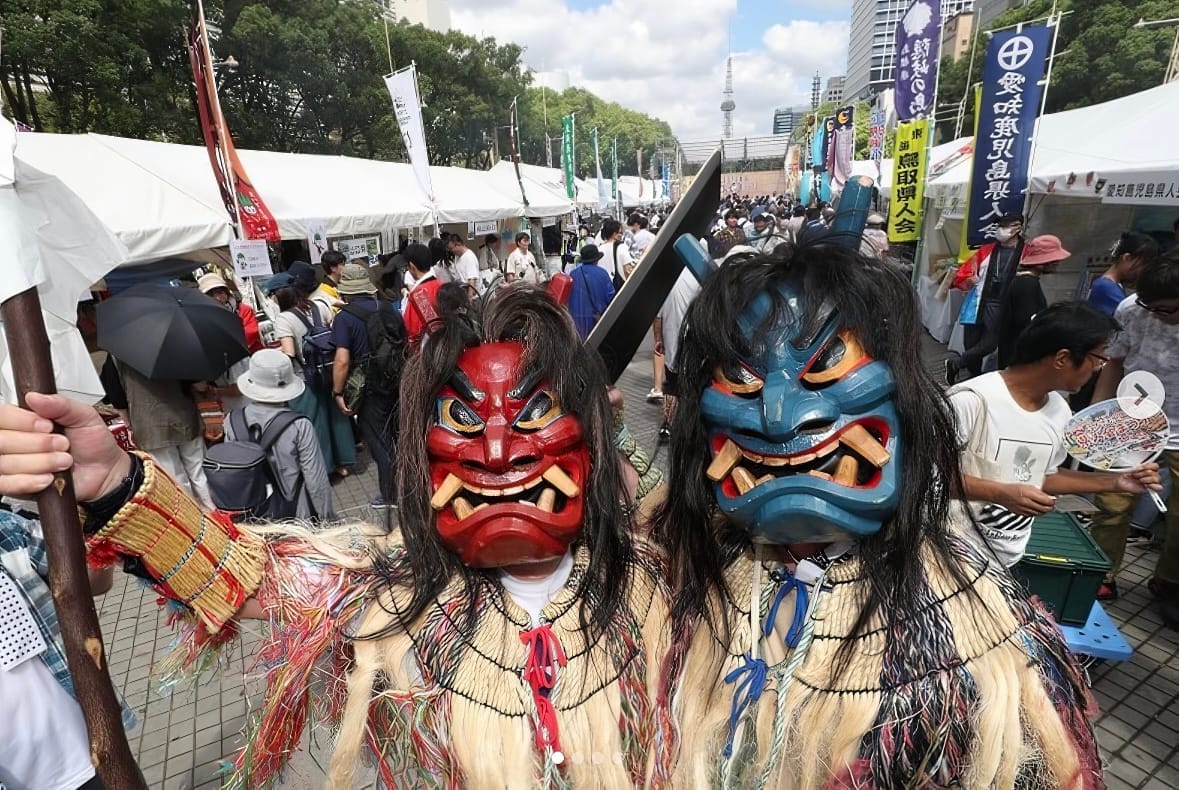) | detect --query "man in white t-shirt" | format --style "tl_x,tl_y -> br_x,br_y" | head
505,232 -> 540,283
1091,252 -> 1179,621
951,303 -> 1160,568
446,234 -> 482,297
628,213 -> 655,258
599,218 -> 634,284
